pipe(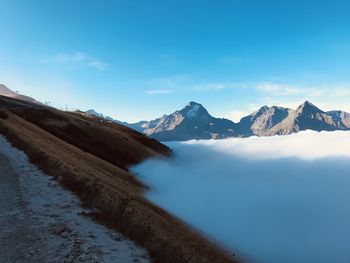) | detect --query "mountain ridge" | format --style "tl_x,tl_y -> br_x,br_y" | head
0,84 -> 39,104
3,83 -> 348,141
109,101 -> 350,141
125,101 -> 237,141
